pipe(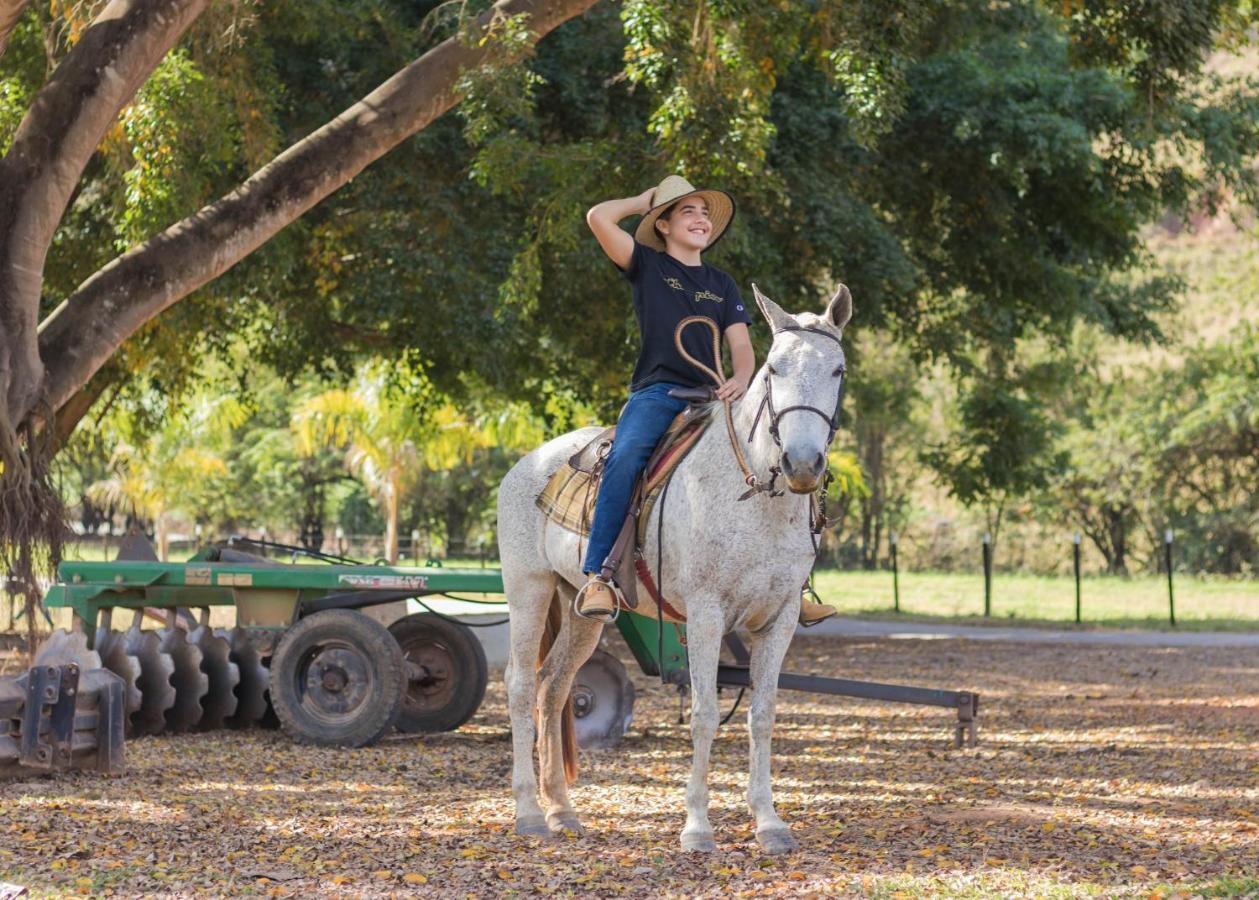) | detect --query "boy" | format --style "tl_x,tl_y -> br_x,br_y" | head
577,175 -> 836,627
